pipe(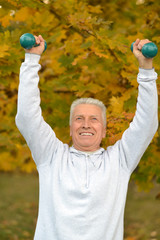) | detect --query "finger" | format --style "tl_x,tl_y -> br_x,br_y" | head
133,39 -> 140,47
134,39 -> 143,51
138,39 -> 151,50
133,39 -> 140,51
38,35 -> 44,42
38,35 -> 45,51
135,38 -> 140,45
34,35 -> 40,45
138,42 -> 143,51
